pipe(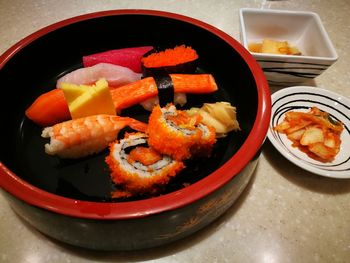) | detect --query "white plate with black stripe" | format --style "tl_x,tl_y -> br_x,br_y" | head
267,86 -> 350,178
